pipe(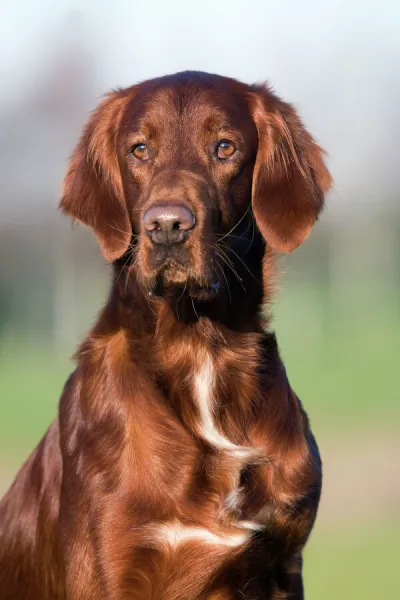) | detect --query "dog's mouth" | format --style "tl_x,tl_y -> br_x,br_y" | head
142,258 -> 220,300
149,278 -> 220,300
136,233 -> 221,299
